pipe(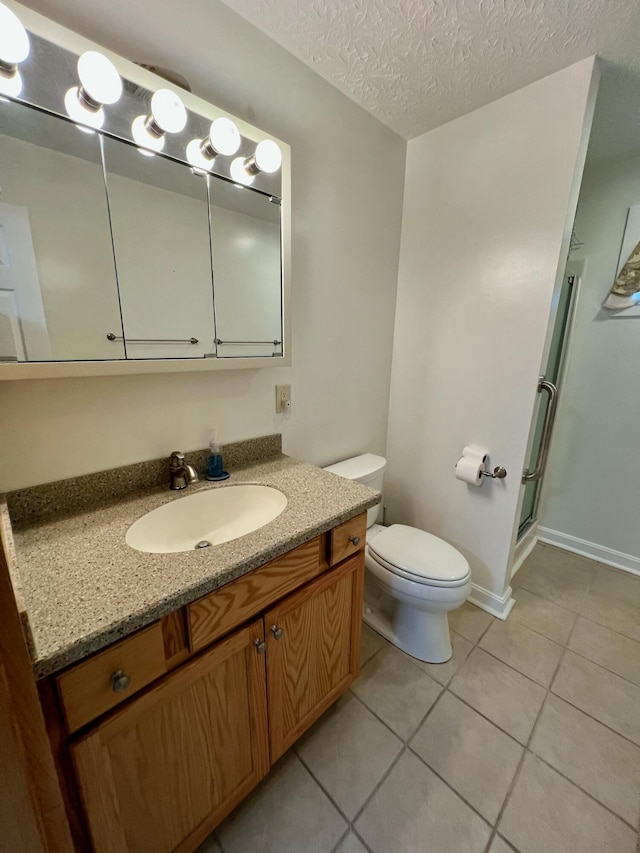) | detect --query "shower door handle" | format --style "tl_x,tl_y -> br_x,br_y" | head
522,376 -> 558,483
